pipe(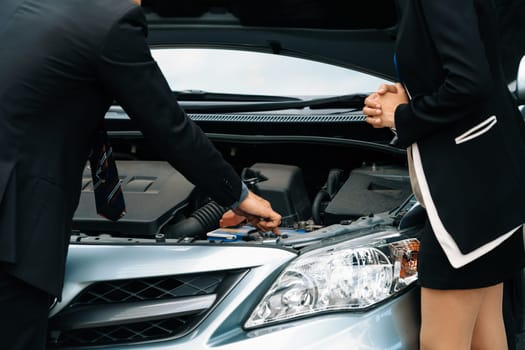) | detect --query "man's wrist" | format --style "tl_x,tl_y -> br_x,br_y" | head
229,182 -> 249,209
